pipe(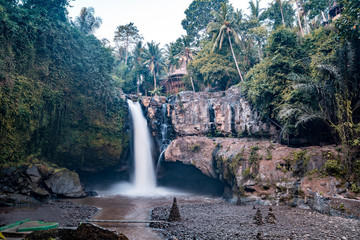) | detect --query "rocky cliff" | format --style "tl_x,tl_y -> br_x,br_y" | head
164,136 -> 360,217
141,87 -> 278,140
139,88 -> 360,217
